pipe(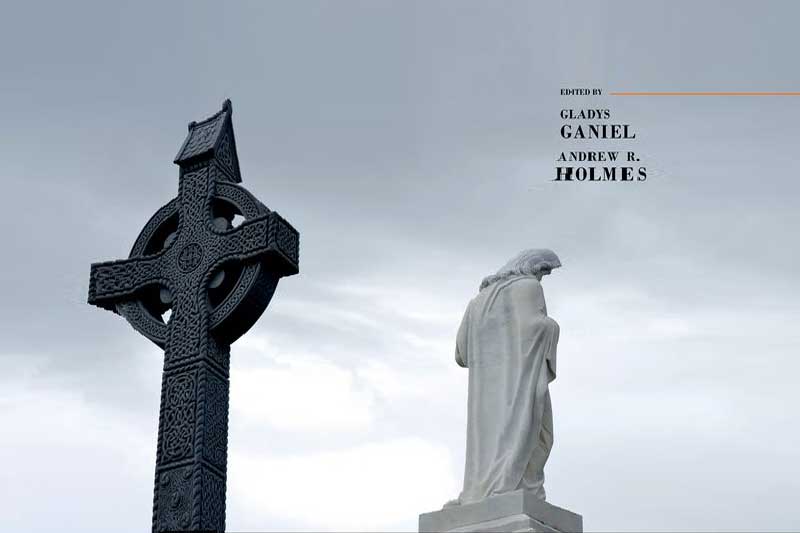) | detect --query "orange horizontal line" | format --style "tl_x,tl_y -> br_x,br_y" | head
610,91 -> 800,96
